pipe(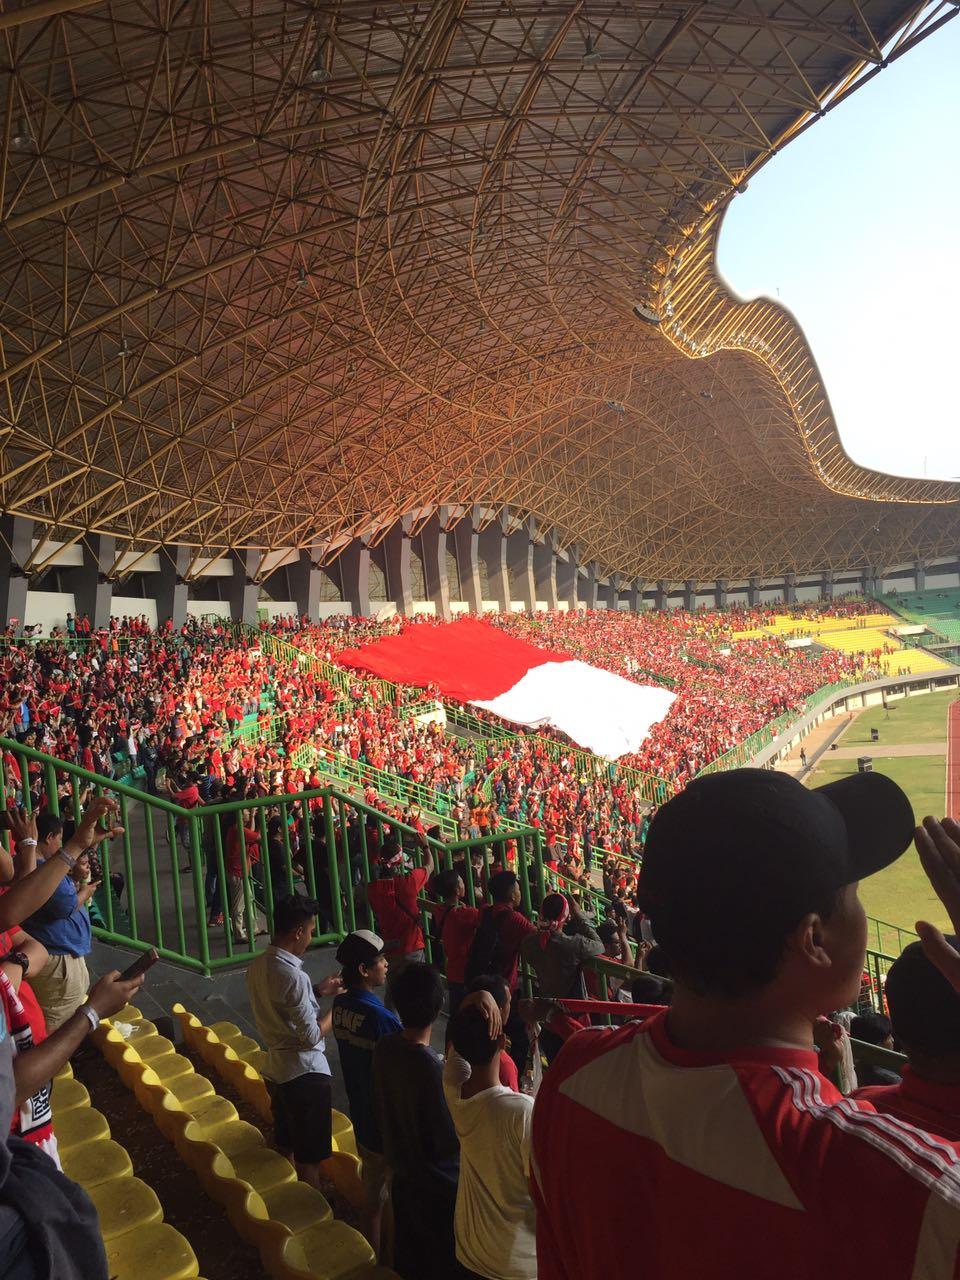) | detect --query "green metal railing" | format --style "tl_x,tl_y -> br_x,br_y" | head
697,679 -> 853,776
0,733 -> 543,976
